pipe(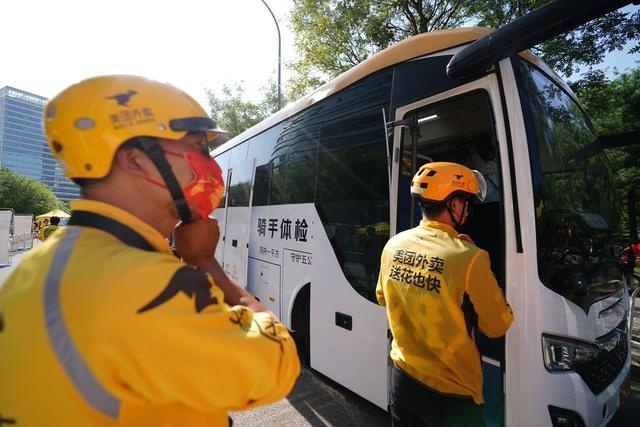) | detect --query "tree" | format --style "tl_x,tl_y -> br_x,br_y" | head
470,1 -> 639,78
0,168 -> 67,215
207,80 -> 286,137
289,0 -> 472,97
571,69 -> 640,241
288,0 -> 639,96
